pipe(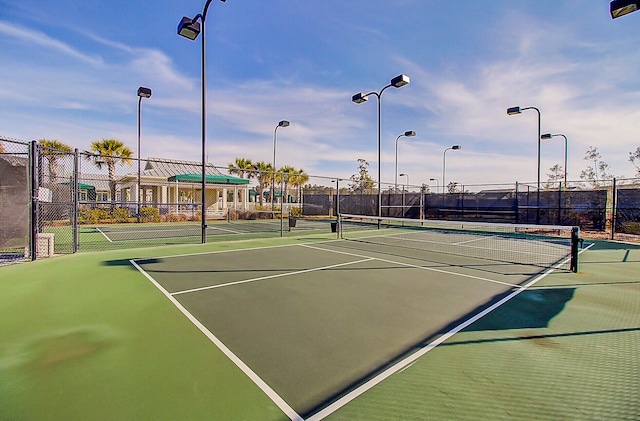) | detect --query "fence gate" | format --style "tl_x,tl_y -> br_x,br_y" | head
35,143 -> 78,257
